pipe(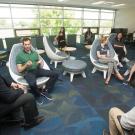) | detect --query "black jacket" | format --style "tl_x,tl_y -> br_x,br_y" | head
0,74 -> 23,104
